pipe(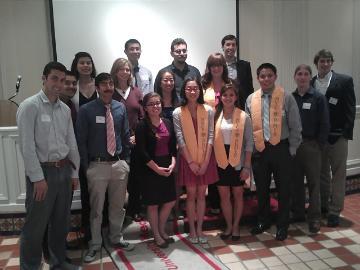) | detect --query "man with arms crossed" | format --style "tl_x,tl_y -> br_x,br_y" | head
17,61 -> 80,270
311,49 -> 356,227
154,38 -> 201,98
